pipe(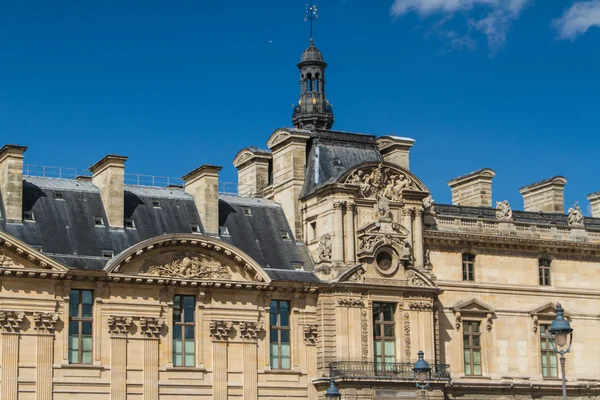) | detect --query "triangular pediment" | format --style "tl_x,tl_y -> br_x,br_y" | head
452,298 -> 496,314
529,303 -> 570,319
0,231 -> 68,272
105,235 -> 271,284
